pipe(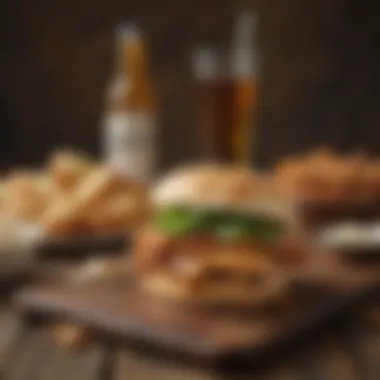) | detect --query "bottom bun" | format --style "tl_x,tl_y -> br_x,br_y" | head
138,269 -> 290,308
